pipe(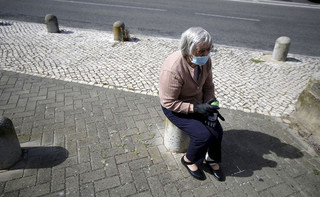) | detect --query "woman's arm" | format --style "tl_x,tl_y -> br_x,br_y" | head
159,70 -> 193,114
